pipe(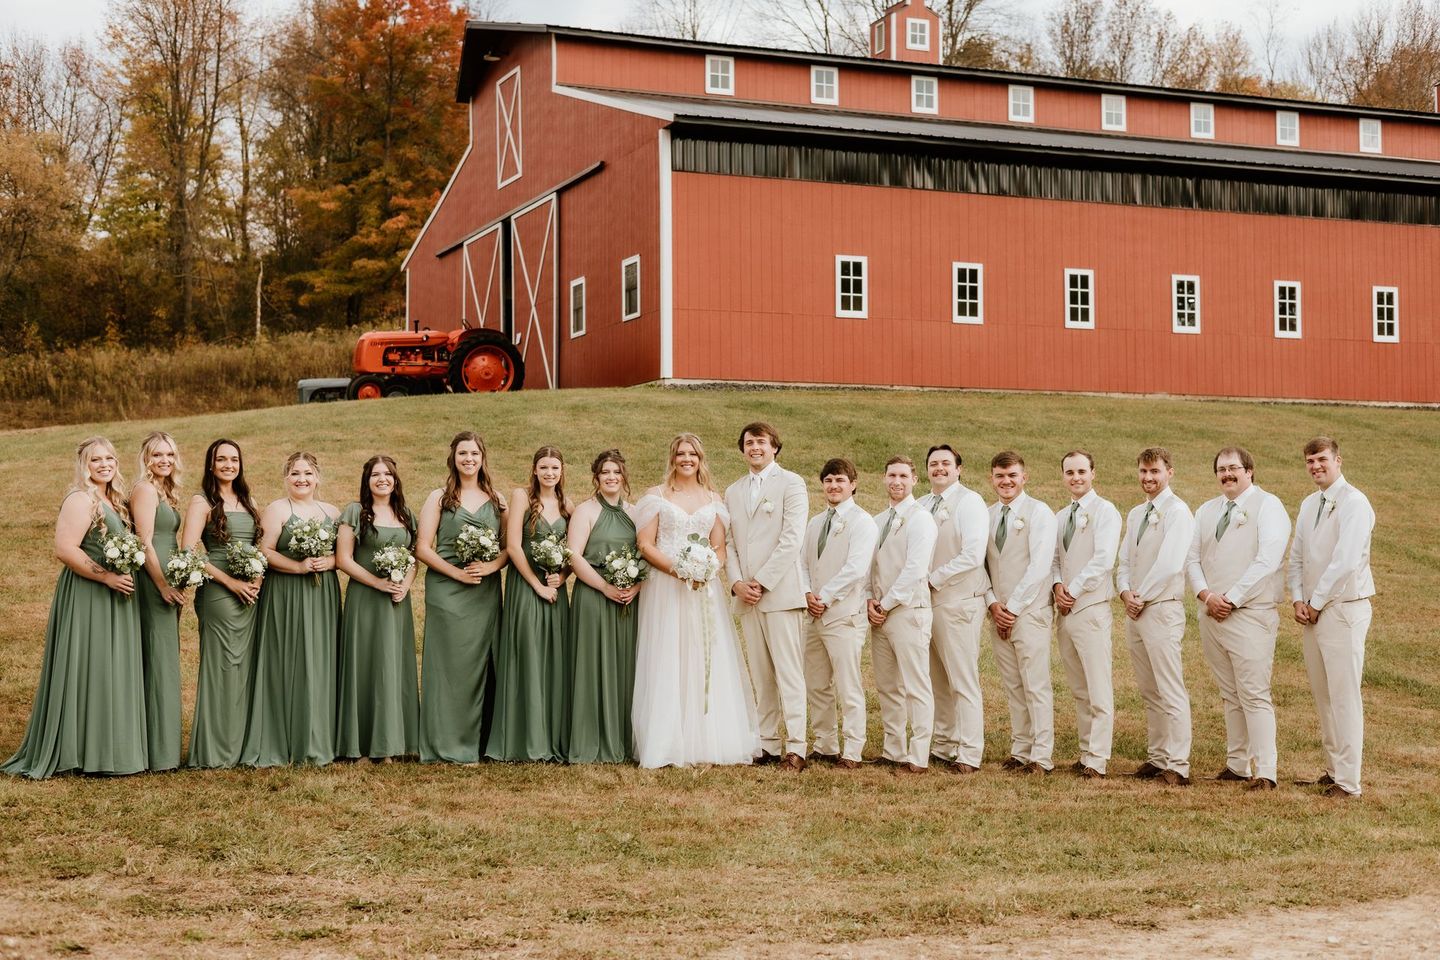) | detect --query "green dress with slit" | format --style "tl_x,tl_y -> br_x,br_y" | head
419,501 -> 502,763
137,497 -> 182,771
567,500 -> 639,763
336,503 -> 418,759
486,513 -> 571,762
2,500 -> 146,779
188,510 -> 260,769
